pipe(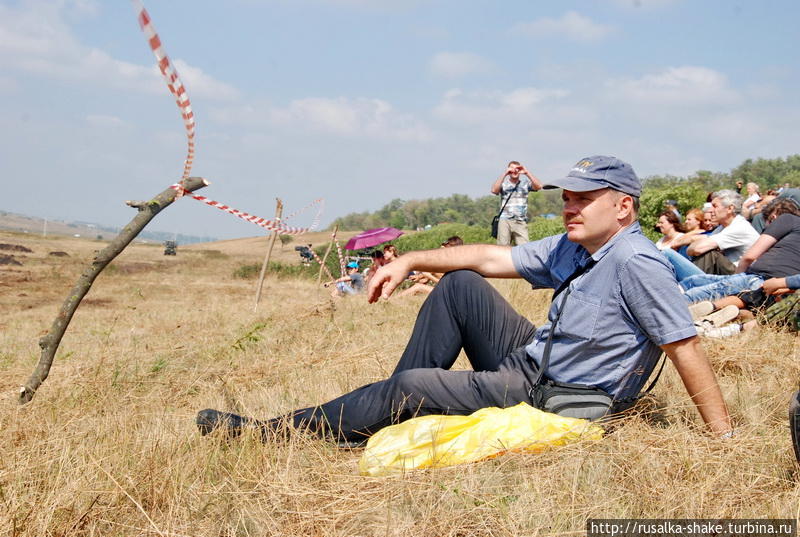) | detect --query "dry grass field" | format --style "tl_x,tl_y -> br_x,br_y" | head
1,228 -> 798,536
